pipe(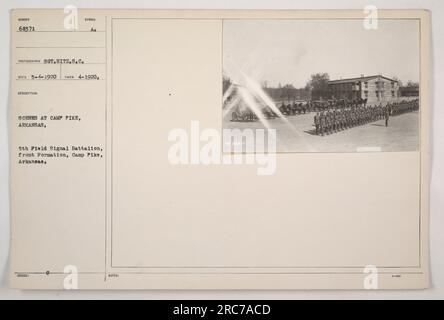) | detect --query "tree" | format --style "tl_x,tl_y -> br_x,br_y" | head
222,76 -> 232,94
306,73 -> 330,100
392,76 -> 402,87
282,84 -> 295,102
406,80 -> 419,88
